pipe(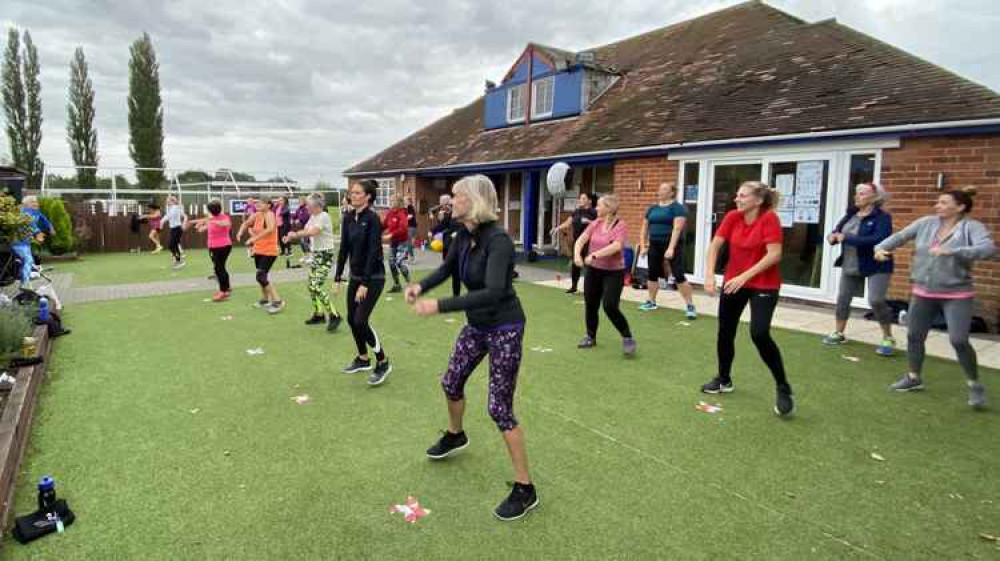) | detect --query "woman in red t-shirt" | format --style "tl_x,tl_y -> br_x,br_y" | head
702,181 -> 794,417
